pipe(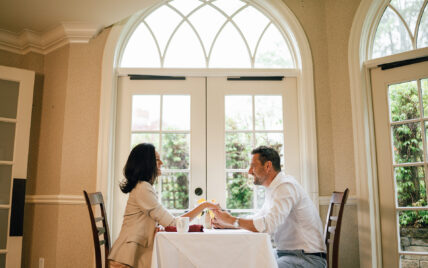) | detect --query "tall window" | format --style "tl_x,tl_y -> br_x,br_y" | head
372,0 -> 428,58
120,0 -> 295,68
